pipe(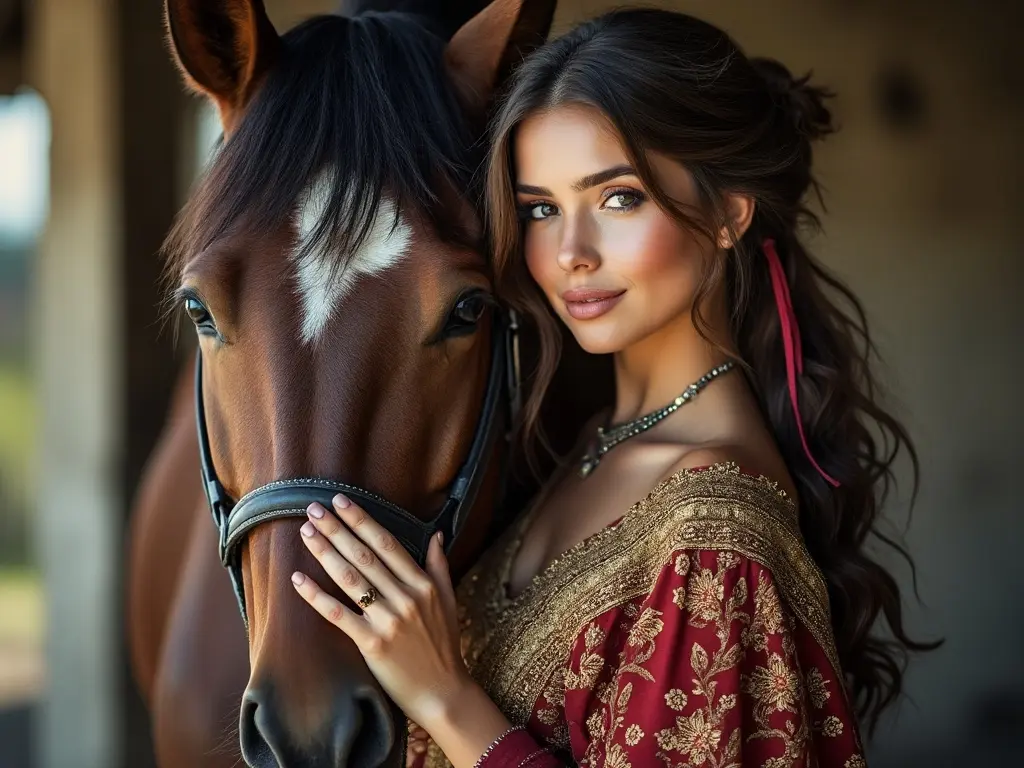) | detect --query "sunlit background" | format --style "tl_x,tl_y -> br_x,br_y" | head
0,1 -> 1021,767
0,86 -> 47,743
